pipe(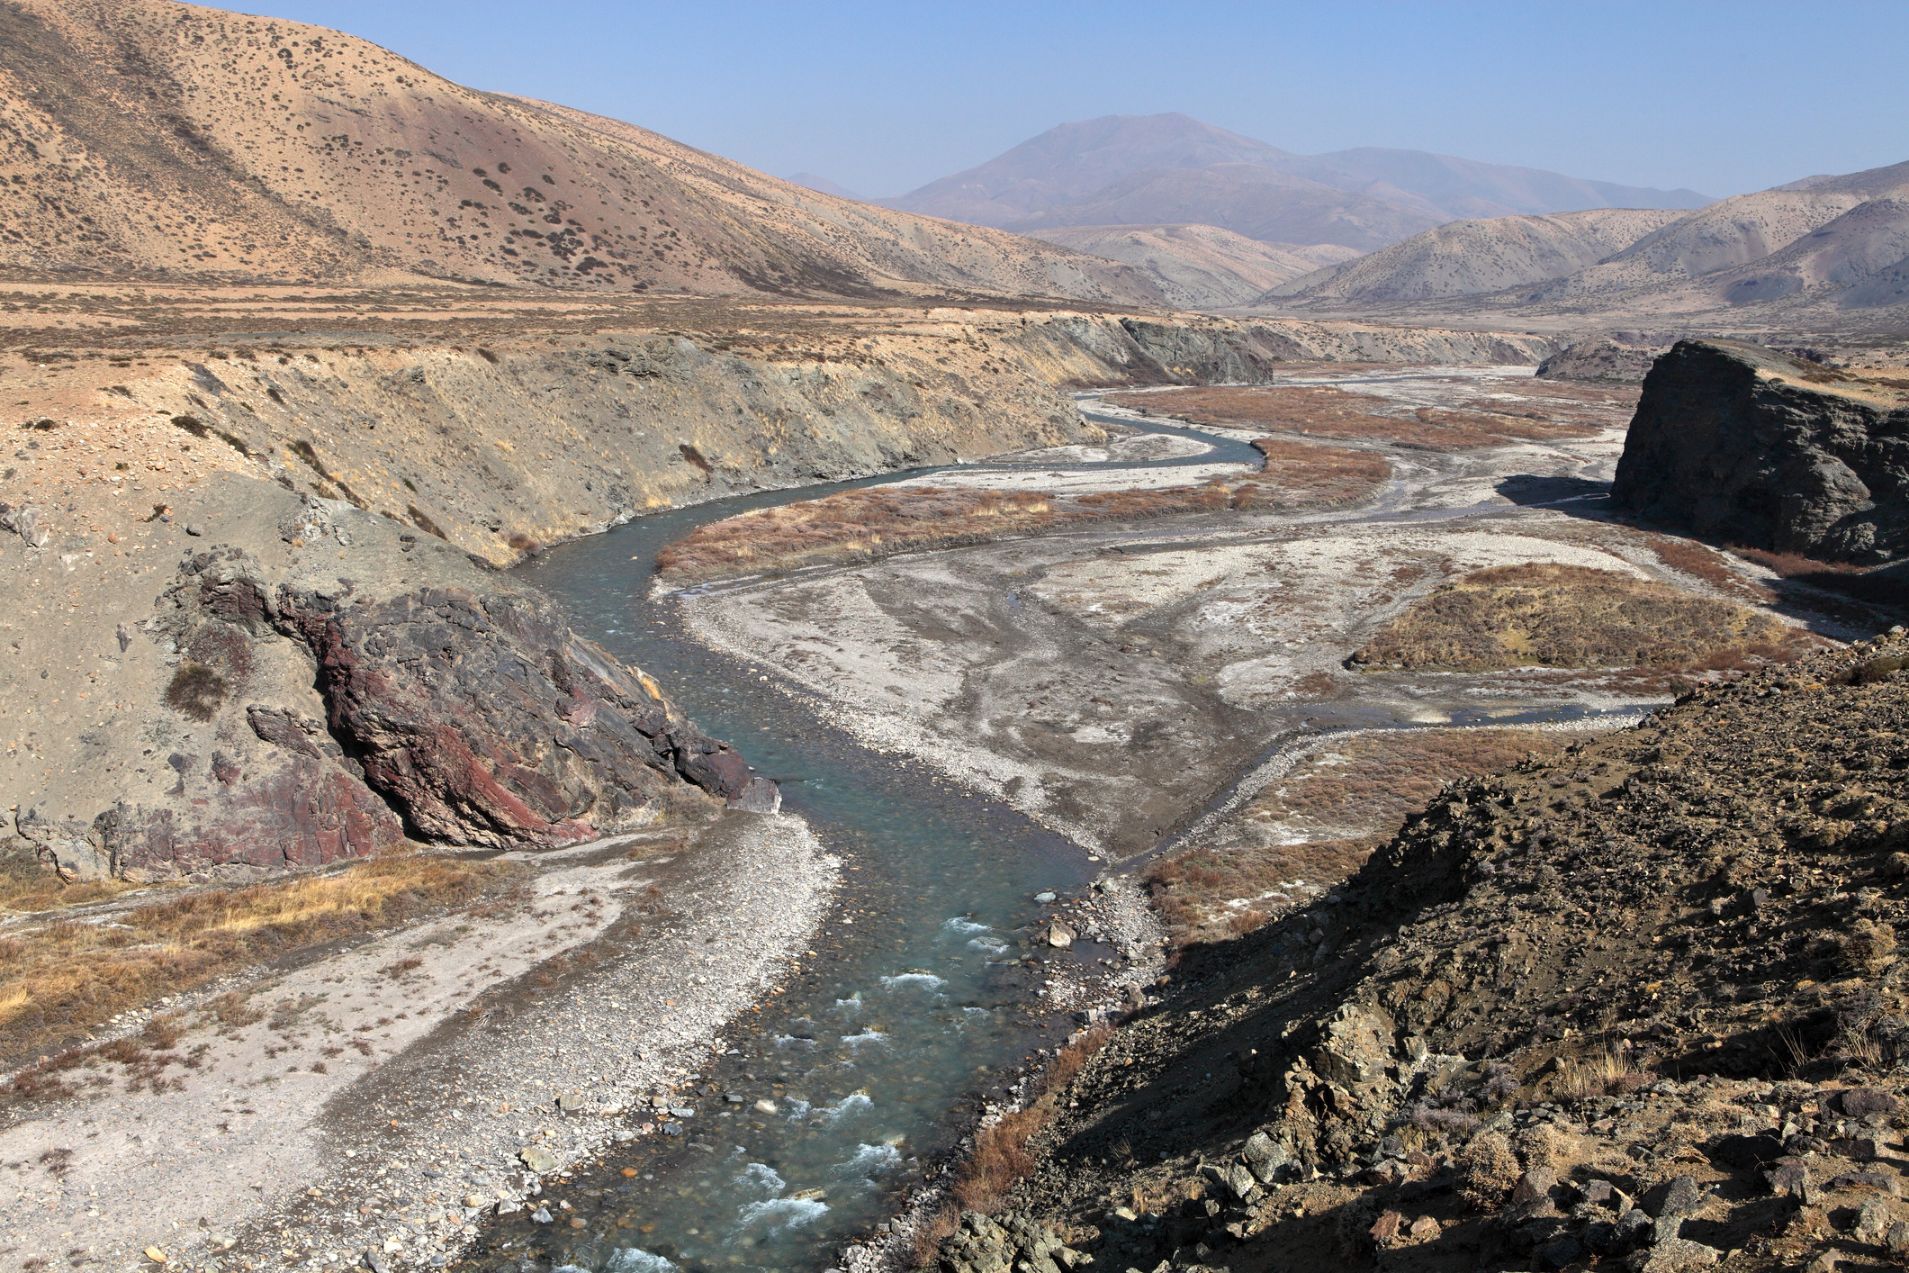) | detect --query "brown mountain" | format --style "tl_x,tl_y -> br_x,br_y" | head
1265,209 -> 1684,305
887,113 -> 1708,252
1267,160 -> 1909,322
0,0 -> 1160,304
1028,224 -> 1358,309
